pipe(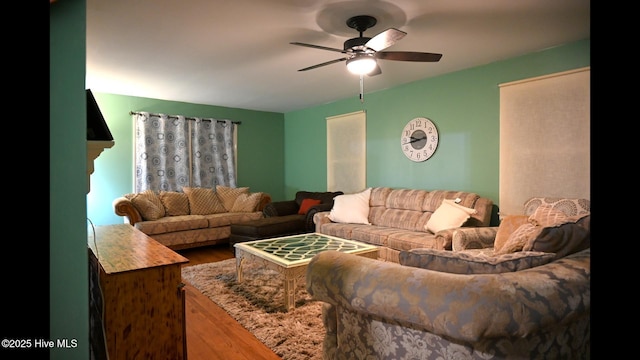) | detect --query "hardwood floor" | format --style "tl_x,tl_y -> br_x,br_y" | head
177,244 -> 282,360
